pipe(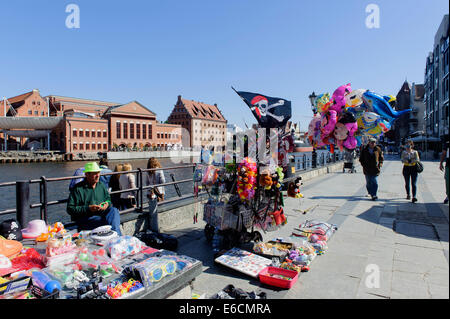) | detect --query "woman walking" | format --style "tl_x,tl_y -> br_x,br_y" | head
401,141 -> 420,203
